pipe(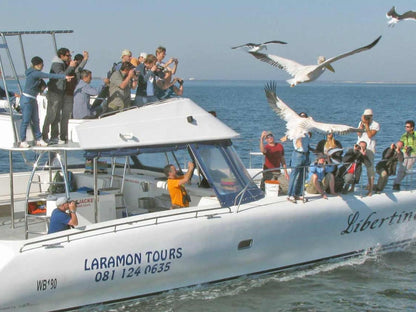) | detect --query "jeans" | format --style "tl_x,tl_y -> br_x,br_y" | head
288,151 -> 308,197
20,95 -> 42,141
43,91 -> 64,140
60,94 -> 73,141
394,156 -> 416,184
134,95 -> 158,107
